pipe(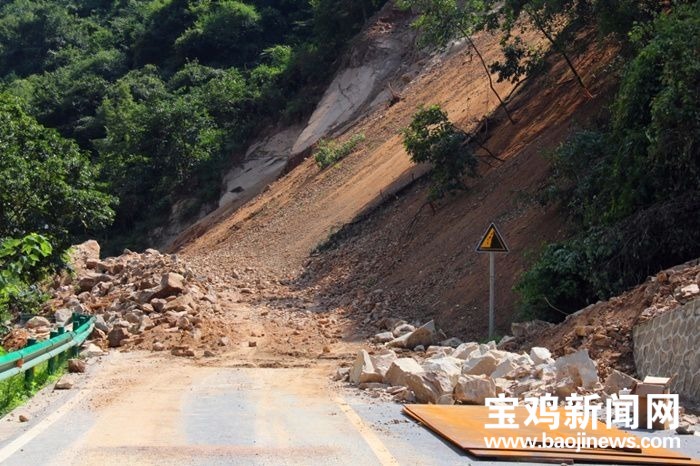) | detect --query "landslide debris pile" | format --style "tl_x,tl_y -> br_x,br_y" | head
518,259 -> 700,380
337,319 -> 615,406
2,241 -> 236,357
